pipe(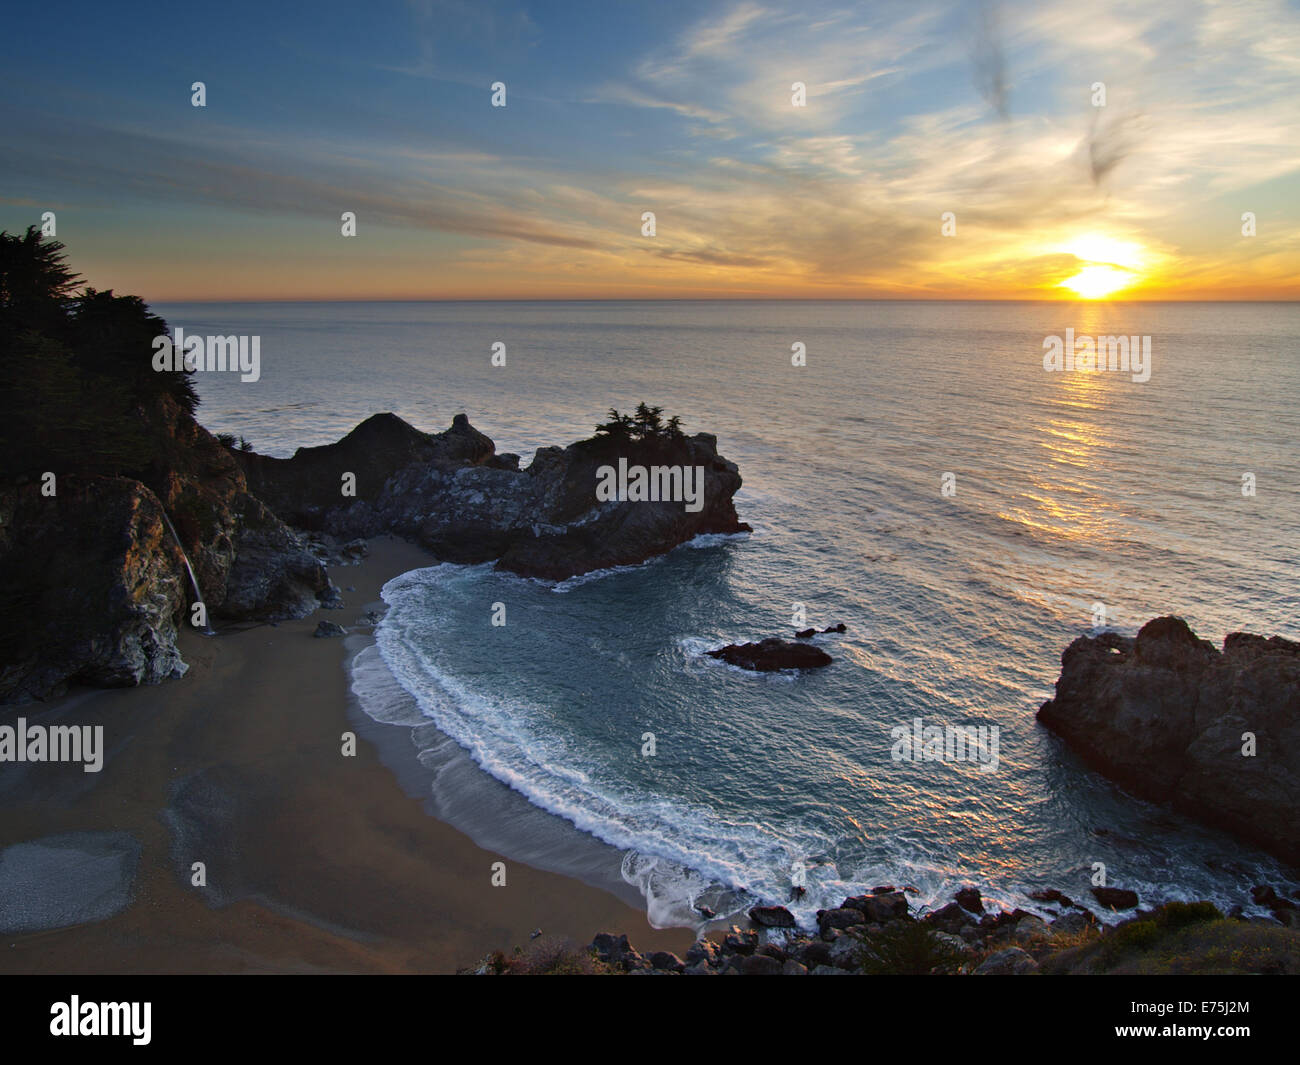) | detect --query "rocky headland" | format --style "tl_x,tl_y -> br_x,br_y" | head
1037,615 -> 1300,866
2,399 -> 749,702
